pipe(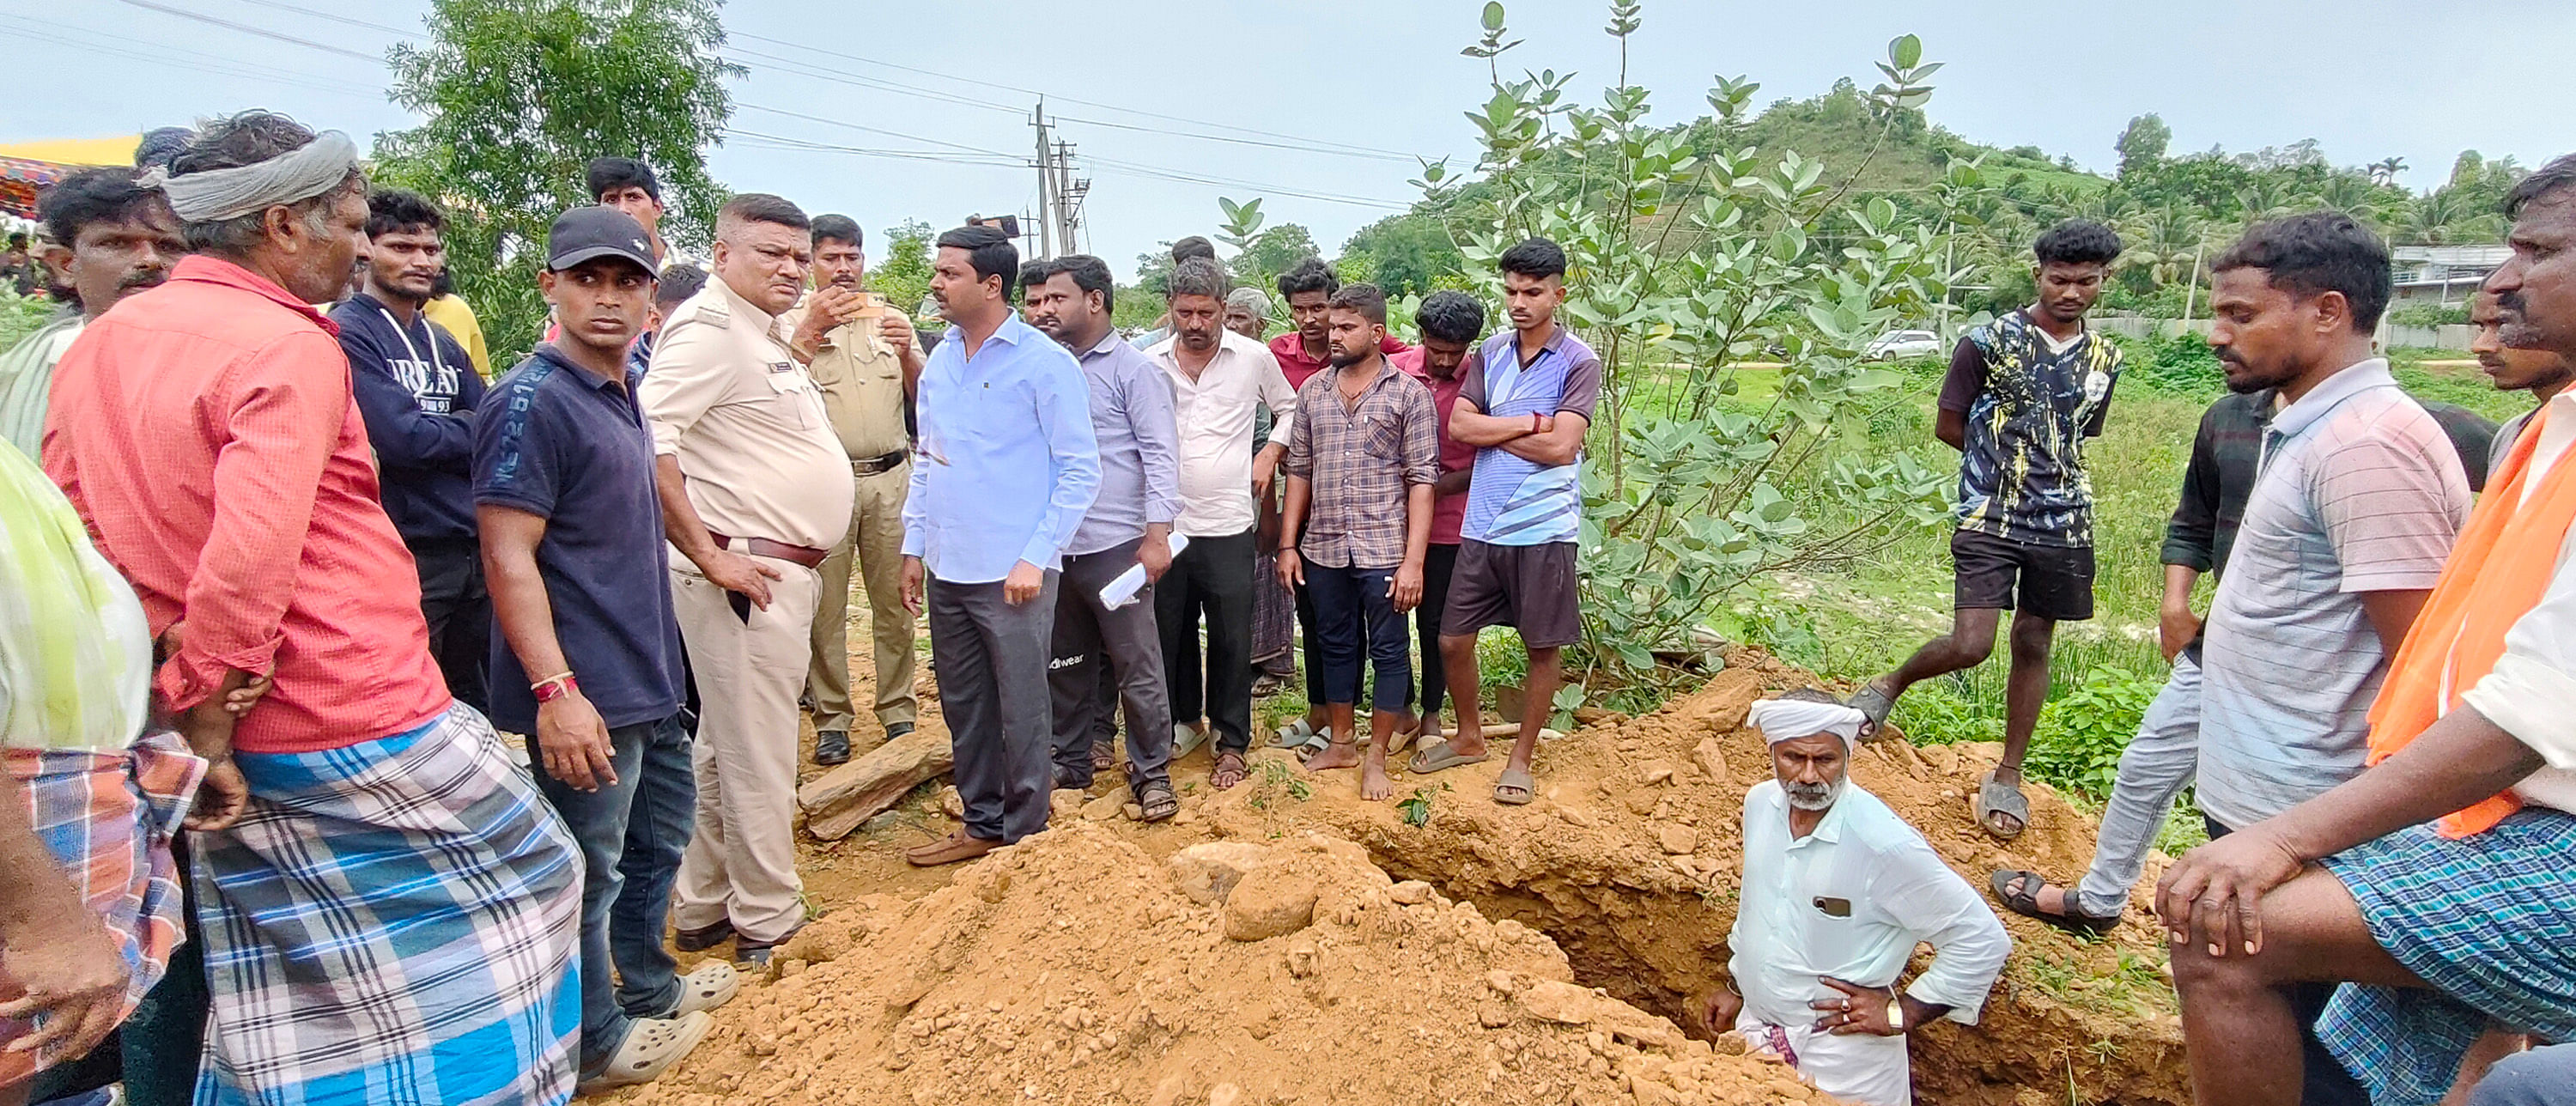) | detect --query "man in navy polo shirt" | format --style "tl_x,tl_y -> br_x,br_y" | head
475,207 -> 736,1093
